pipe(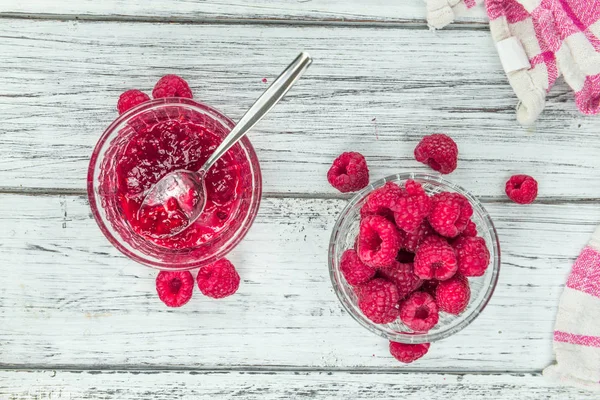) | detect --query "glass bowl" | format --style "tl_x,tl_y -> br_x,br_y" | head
88,98 -> 262,270
328,173 -> 500,343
